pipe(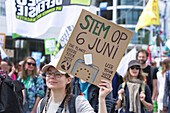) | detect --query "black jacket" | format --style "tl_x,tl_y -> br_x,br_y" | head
71,77 -> 113,113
